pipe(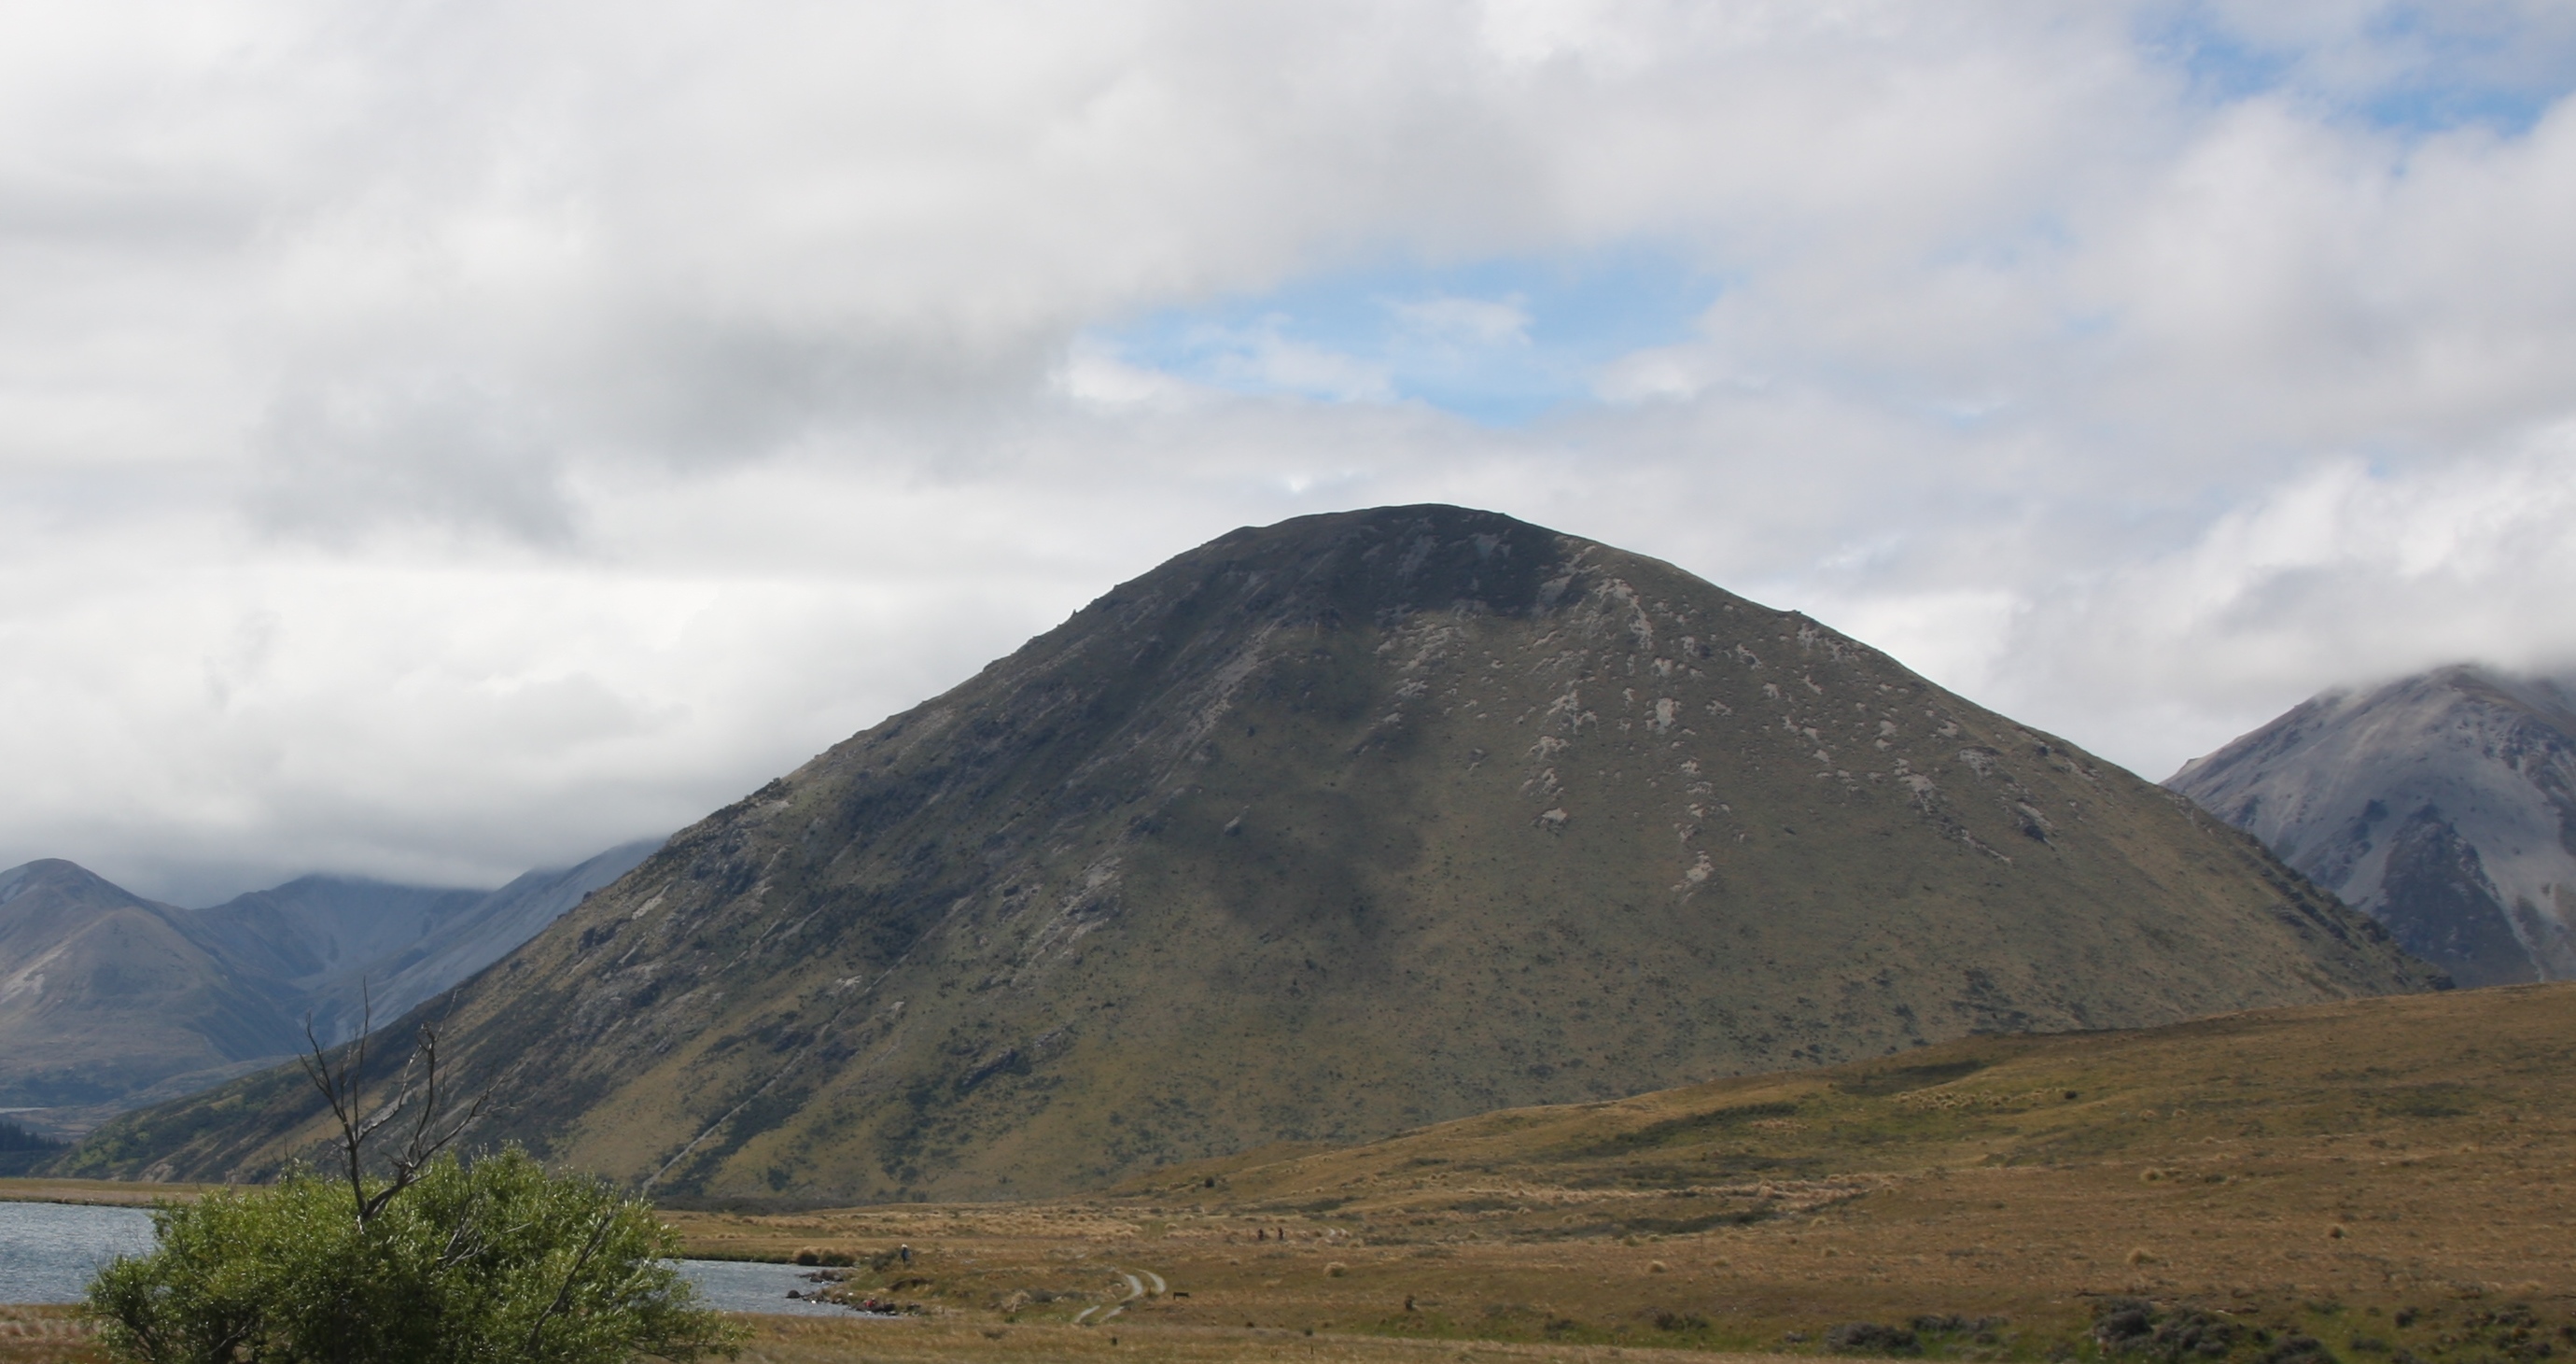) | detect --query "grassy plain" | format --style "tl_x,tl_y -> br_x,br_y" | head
10,984 -> 2576,1362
